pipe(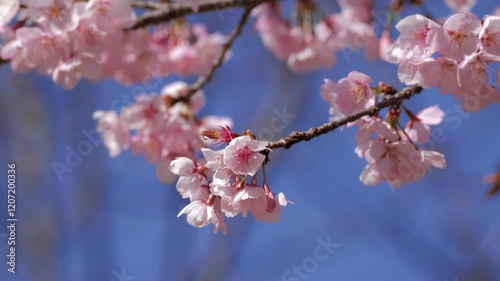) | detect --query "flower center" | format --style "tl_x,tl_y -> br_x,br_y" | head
350,84 -> 366,104
237,145 -> 254,164
142,104 -> 158,119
